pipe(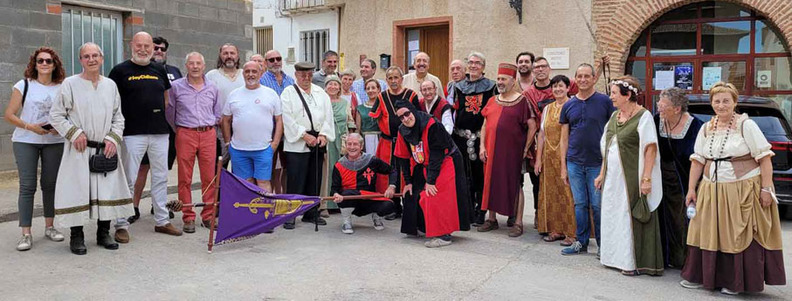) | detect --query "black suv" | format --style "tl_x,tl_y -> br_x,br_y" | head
686,94 -> 791,217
